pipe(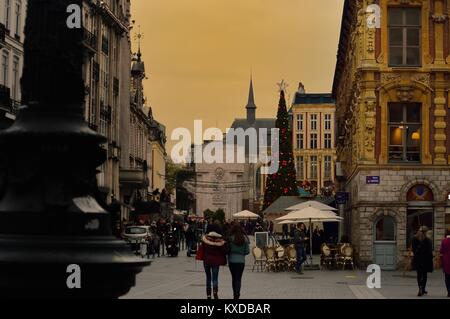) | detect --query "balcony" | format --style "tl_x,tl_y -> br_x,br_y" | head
83,28 -> 97,54
120,168 -> 148,187
0,23 -> 5,48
